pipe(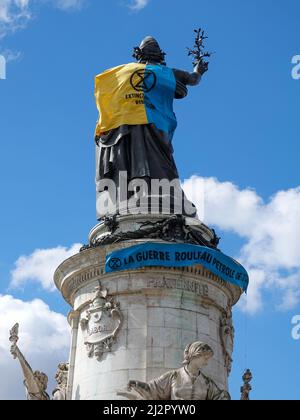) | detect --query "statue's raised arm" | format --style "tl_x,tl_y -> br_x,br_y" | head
9,324 -> 50,400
